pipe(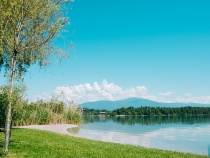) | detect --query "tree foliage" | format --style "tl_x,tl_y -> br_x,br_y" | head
0,0 -> 72,76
